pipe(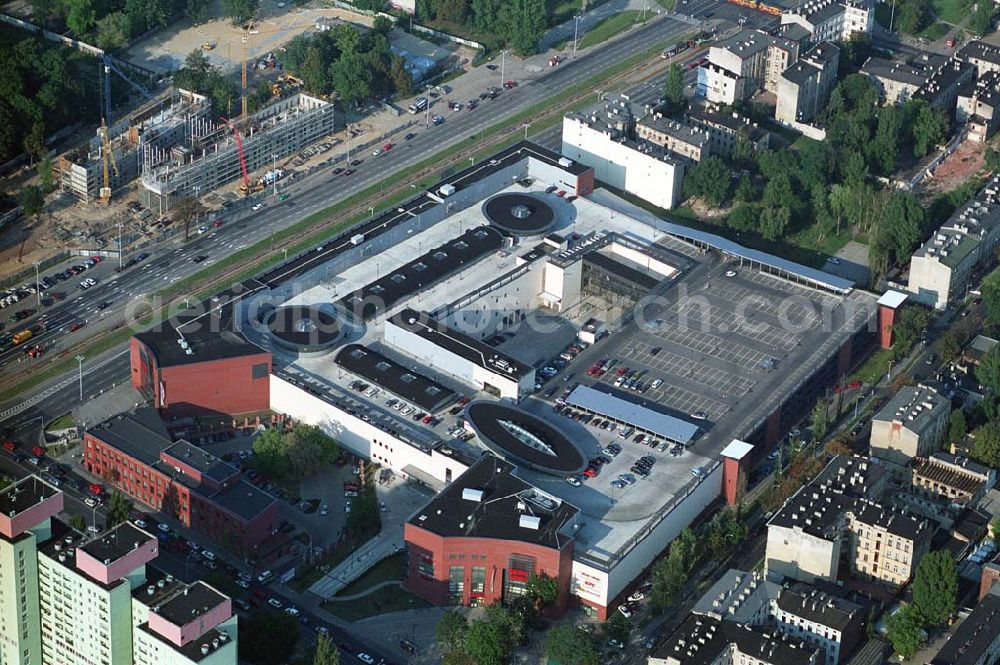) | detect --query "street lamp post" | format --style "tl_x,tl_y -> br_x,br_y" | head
75,355 -> 85,402
522,123 -> 531,140
116,221 -> 124,270
499,50 -> 506,89
573,15 -> 583,54
33,261 -> 40,307
272,154 -> 278,197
